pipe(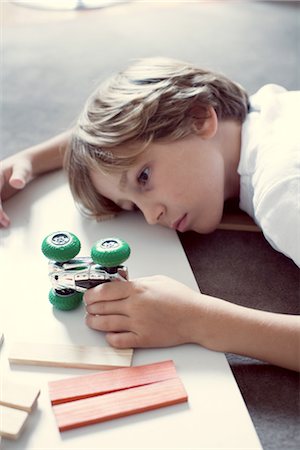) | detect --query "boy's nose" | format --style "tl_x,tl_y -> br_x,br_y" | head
142,204 -> 164,225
